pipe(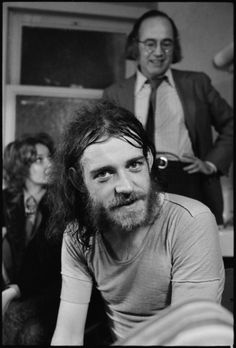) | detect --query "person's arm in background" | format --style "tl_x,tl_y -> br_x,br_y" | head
182,72 -> 233,176
2,284 -> 21,317
2,226 -> 21,317
199,72 -> 233,174
2,227 -> 10,287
